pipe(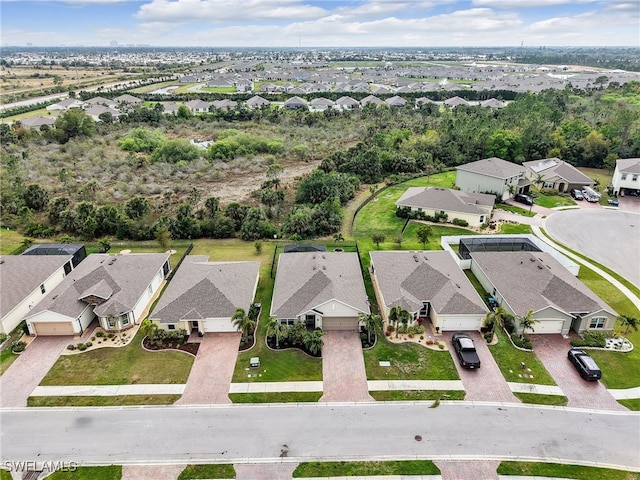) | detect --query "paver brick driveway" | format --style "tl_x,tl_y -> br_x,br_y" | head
531,335 -> 626,411
436,459 -> 500,480
176,332 -> 240,405
0,336 -> 70,408
320,330 -> 372,402
443,331 -> 519,403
